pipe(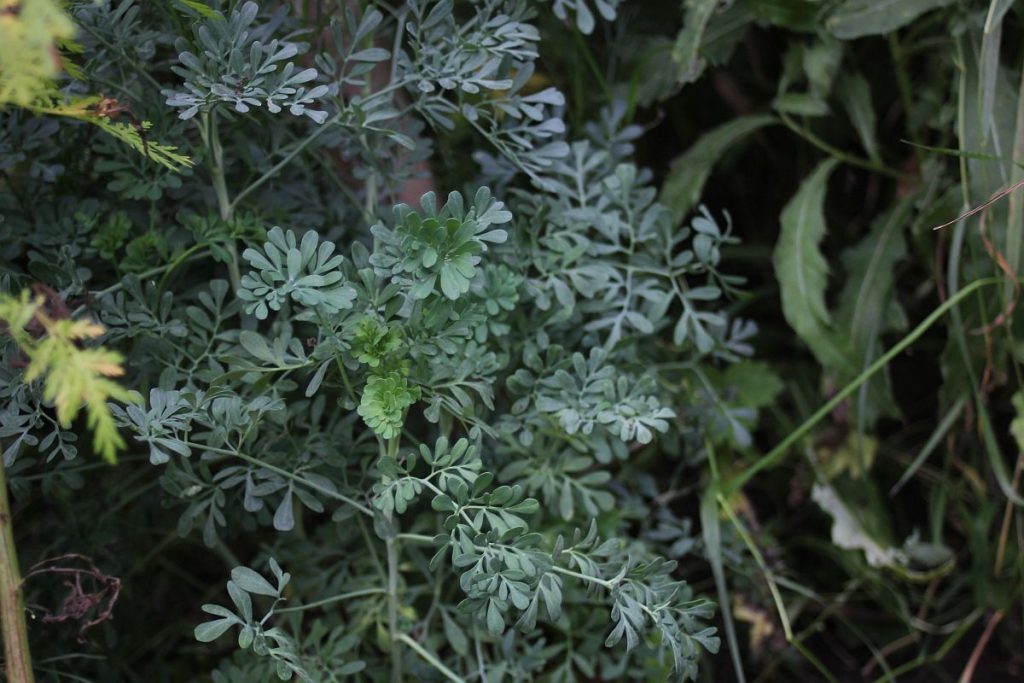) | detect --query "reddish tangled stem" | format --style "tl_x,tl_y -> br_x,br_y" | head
23,553 -> 121,643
